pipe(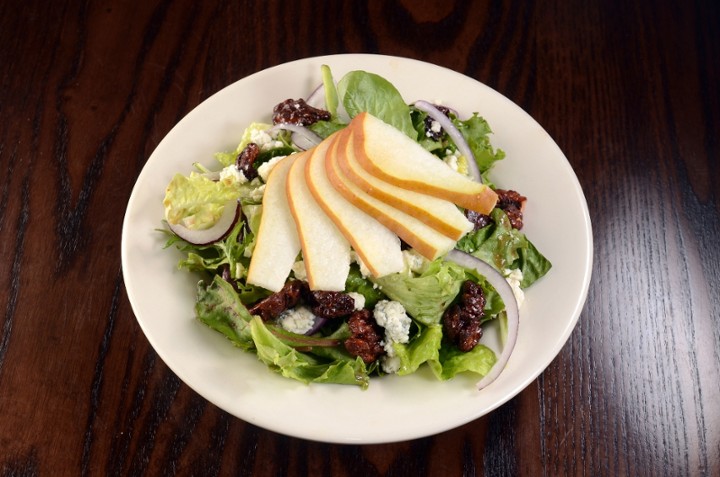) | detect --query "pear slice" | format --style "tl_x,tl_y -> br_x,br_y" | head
349,112 -> 498,214
336,129 -> 473,241
305,134 -> 404,278
287,152 -> 351,291
246,154 -> 301,292
324,130 -> 457,261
